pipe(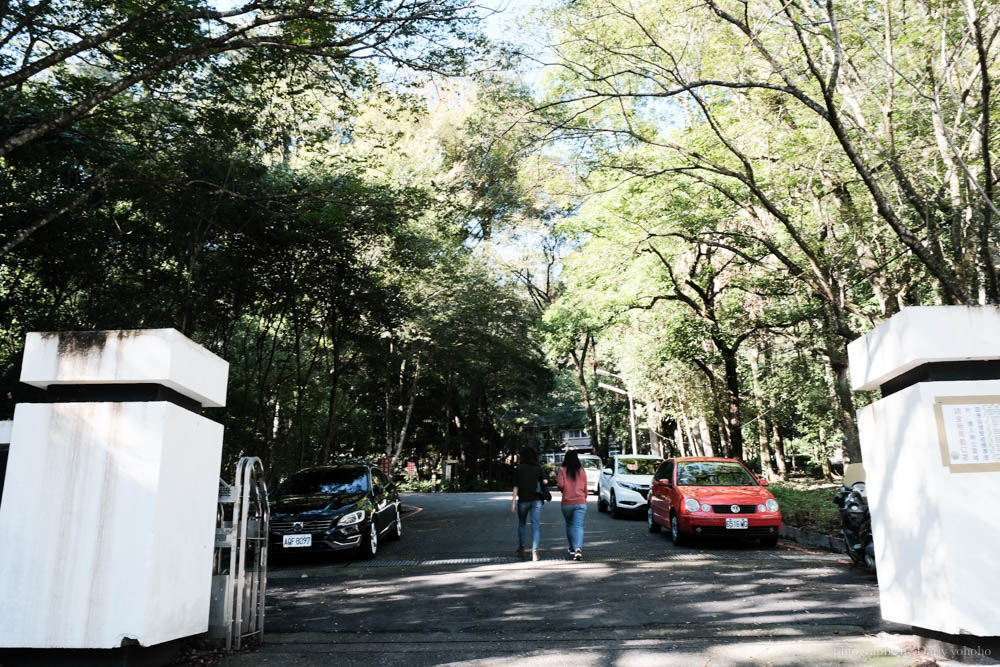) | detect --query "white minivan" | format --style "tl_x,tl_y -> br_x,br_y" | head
597,454 -> 662,518
578,455 -> 603,494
